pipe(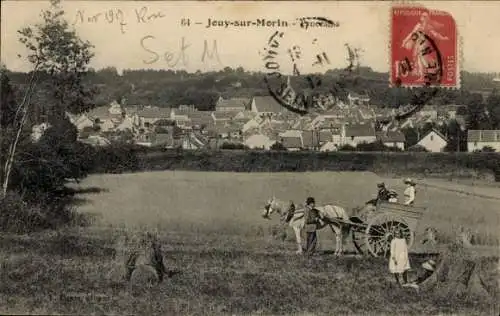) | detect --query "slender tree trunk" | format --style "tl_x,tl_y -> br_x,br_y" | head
1,68 -> 39,198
